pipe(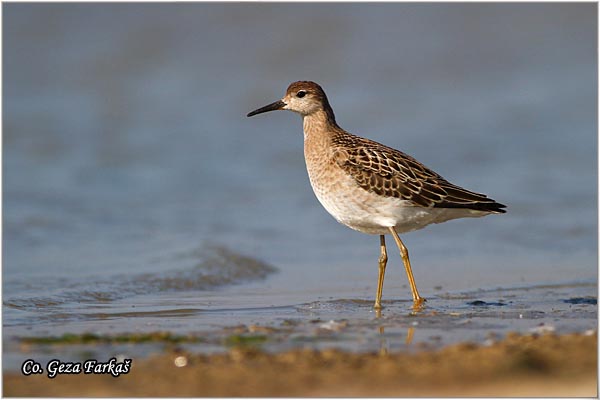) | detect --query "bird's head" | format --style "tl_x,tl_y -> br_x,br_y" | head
247,81 -> 333,118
